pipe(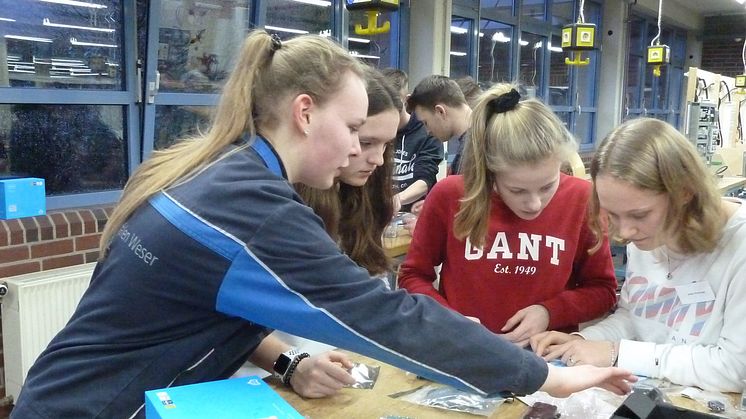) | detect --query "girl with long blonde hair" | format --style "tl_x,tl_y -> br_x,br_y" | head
399,83 -> 618,347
